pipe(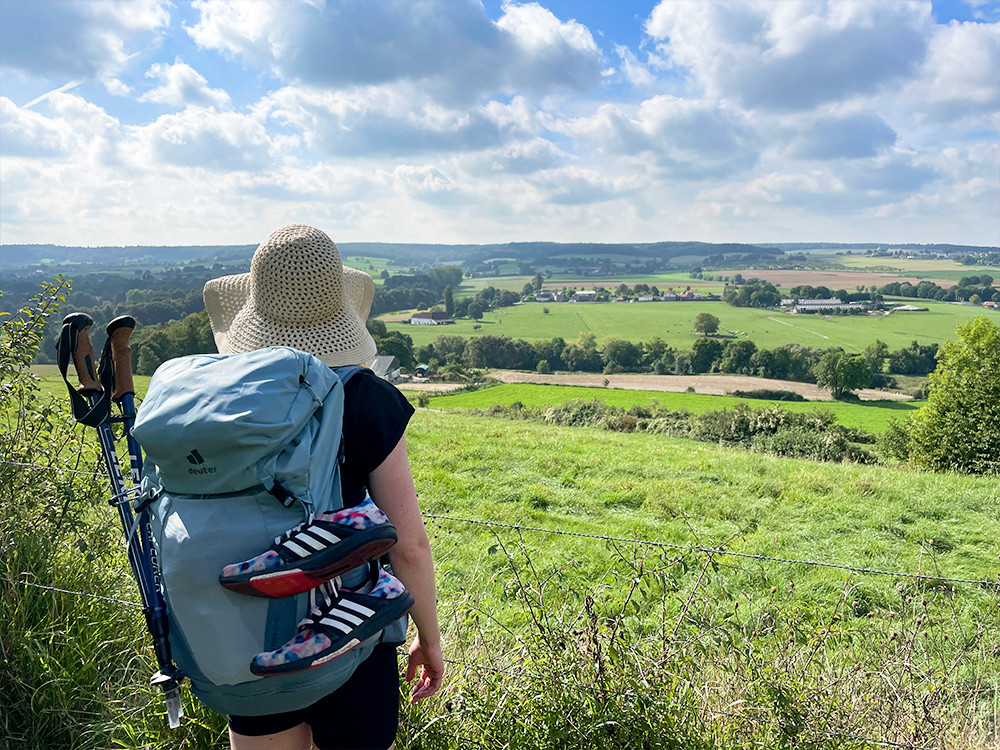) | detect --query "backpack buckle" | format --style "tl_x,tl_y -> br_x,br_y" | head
267,481 -> 298,508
